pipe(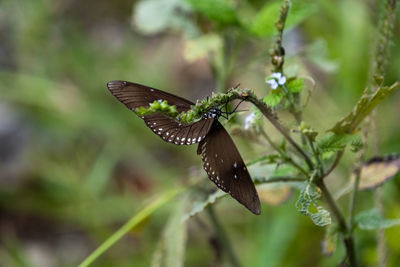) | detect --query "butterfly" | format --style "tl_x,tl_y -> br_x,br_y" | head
107,81 -> 261,215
